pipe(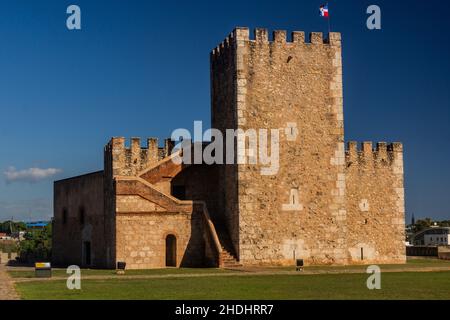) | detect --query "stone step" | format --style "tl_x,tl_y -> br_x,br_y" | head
223,257 -> 238,262
224,264 -> 243,268
221,251 -> 235,257
221,255 -> 234,260
221,246 -> 236,254
221,252 -> 237,260
211,220 -> 241,268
